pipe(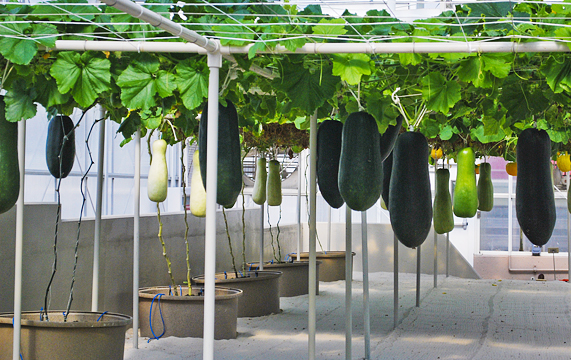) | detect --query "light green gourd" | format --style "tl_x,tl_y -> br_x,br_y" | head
252,157 -> 267,205
433,168 -> 454,234
453,147 -> 478,218
147,139 -> 168,203
267,159 -> 282,206
190,150 -> 206,217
